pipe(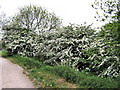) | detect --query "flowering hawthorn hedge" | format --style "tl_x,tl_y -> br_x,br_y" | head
2,24 -> 120,78
2,28 -> 38,56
